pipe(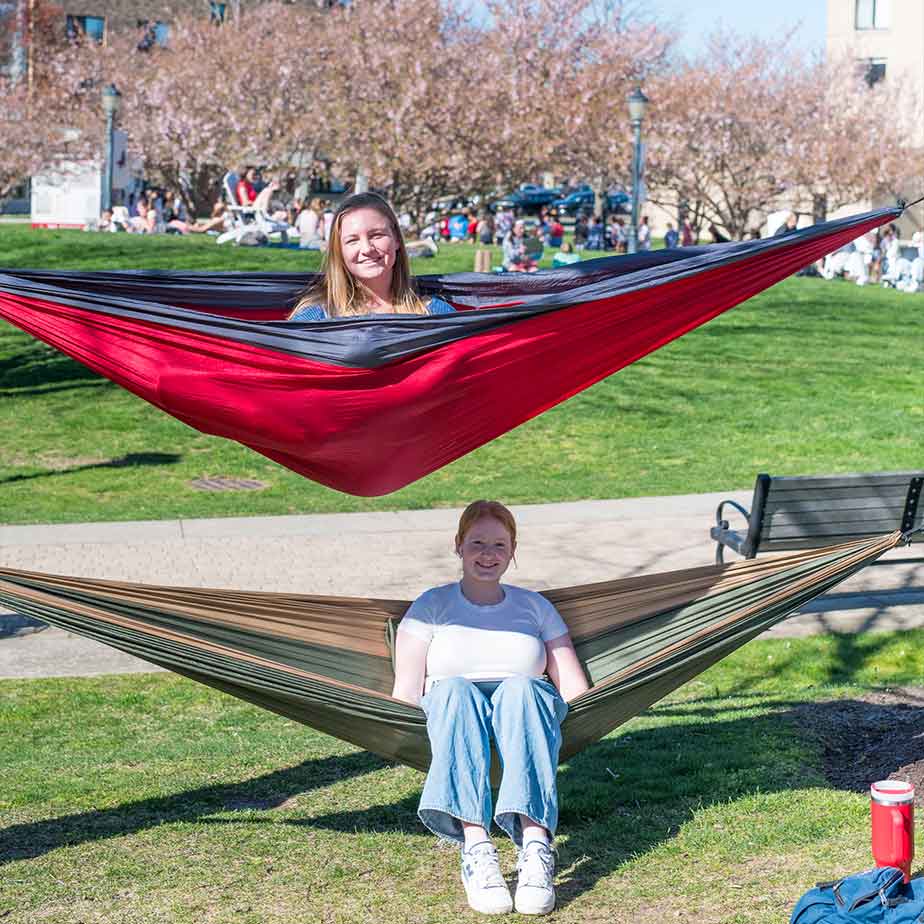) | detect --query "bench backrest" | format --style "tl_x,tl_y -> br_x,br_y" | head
750,471 -> 924,554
